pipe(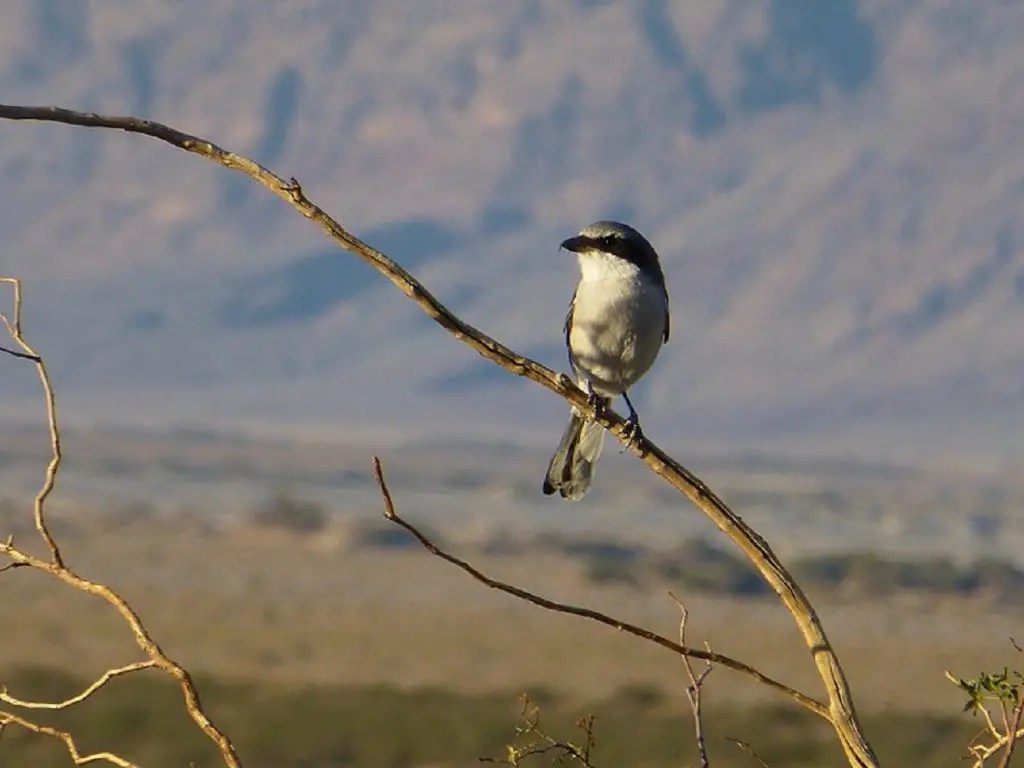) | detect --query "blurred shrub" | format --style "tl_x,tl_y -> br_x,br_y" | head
566,534 -> 1024,602
791,552 -> 1024,600
348,520 -> 426,550
656,539 -> 768,596
250,491 -> 327,533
